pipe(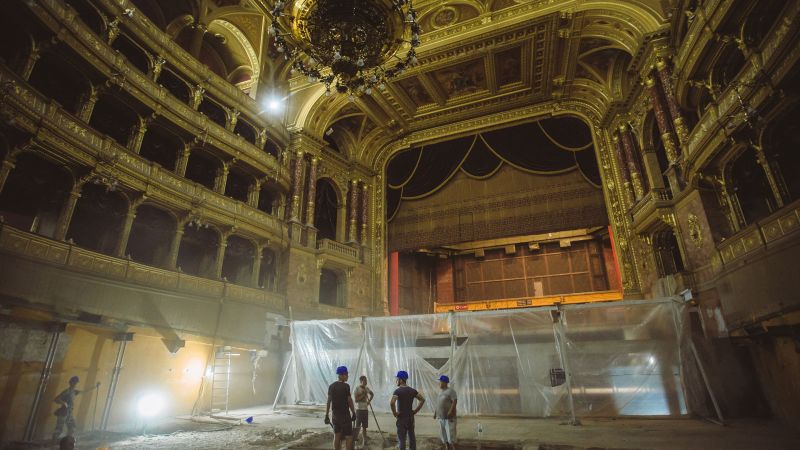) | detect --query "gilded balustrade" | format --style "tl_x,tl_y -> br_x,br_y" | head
0,223 -> 287,311
0,66 -> 286,242
26,0 -> 289,189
